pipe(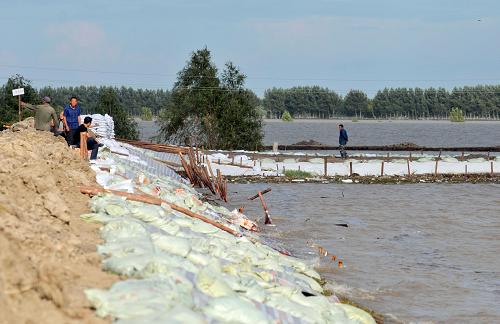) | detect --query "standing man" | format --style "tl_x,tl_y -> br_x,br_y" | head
338,124 -> 348,159
63,96 -> 81,145
21,96 -> 59,132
